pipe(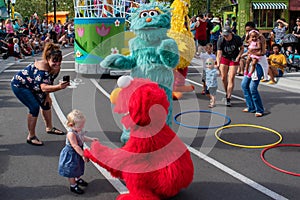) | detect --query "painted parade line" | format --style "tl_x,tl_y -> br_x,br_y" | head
52,78 -> 288,200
